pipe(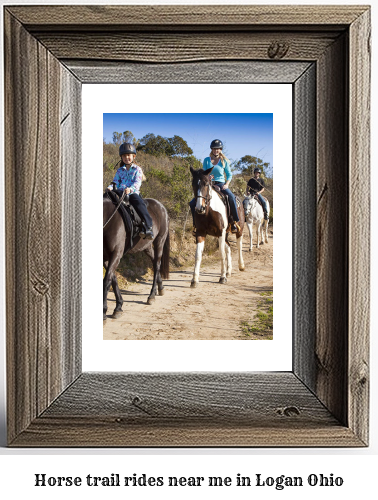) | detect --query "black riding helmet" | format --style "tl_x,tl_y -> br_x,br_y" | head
210,139 -> 223,150
254,168 -> 262,174
119,142 -> 136,156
